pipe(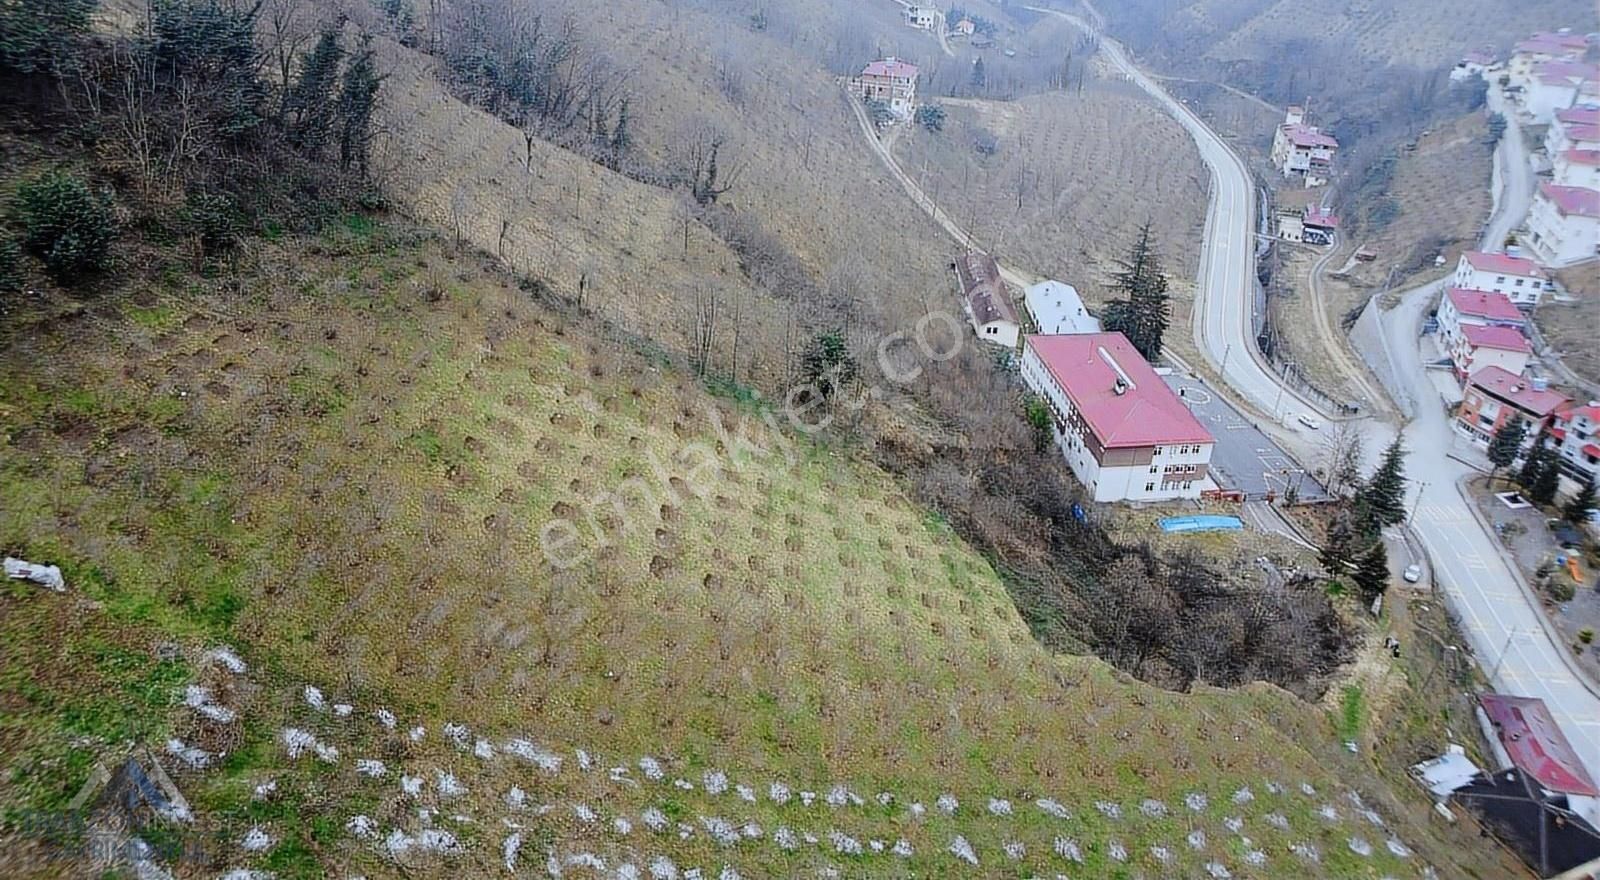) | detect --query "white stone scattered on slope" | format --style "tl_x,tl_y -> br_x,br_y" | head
1363,808 -> 1386,827
313,742 -> 338,763
699,816 -> 740,846
442,723 -> 469,749
639,757 -> 665,780
240,827 -> 273,851
828,830 -> 862,855
740,823 -> 761,839
375,708 -> 397,729
768,782 -> 790,804
892,839 -> 913,857
799,790 -> 816,807
1232,786 -> 1254,804
202,646 -> 247,674
987,798 -> 1013,816
1223,816 -> 1244,834
610,766 -> 634,785
1245,849 -> 1267,866
1140,798 -> 1168,818
1318,804 -> 1339,821
772,826 -> 798,851
948,835 -> 978,866
869,839 -> 884,853
1265,781 -> 1284,795
473,739 -> 494,760
907,802 -> 926,818
408,726 -> 425,742
1185,791 -> 1209,812
1054,837 -> 1083,862
504,739 -> 561,773
1348,837 -> 1373,857
4,556 -> 65,591
614,817 -> 633,836
252,780 -> 277,800
165,738 -> 214,769
434,770 -> 466,798
1292,842 -> 1321,863
505,786 -> 526,809
355,759 -> 386,778
332,703 -> 352,717
649,855 -> 679,879
1094,801 -> 1121,819
501,832 -> 521,871
736,784 -> 756,803
400,775 -> 423,797
279,728 -> 323,761
576,749 -> 592,771
825,785 -> 852,807
1387,838 -> 1411,857
217,870 -> 272,880
1002,841 -> 1025,860
1205,862 -> 1232,879
566,852 -> 605,871
346,815 -> 377,839
1151,845 -> 1172,863
1107,841 -> 1127,862
703,771 -> 728,795
674,779 -> 694,791
1187,830 -> 1207,850
1266,812 -> 1289,830
936,793 -> 958,814
876,791 -> 894,806
573,803 -> 597,824
616,864 -> 640,880
802,832 -> 818,845
641,808 -> 669,832
183,685 -> 236,723
303,686 -> 326,710
1300,782 -> 1317,796
717,866 -> 741,880
1035,798 -> 1070,819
